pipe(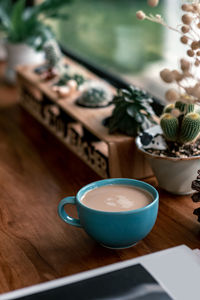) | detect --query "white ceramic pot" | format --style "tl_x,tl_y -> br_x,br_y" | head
136,137 -> 200,195
5,43 -> 44,84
